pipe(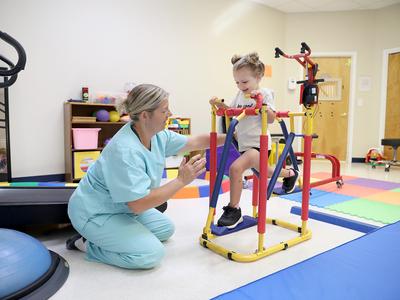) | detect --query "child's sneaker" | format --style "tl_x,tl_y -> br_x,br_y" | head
282,169 -> 299,194
217,206 -> 243,228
